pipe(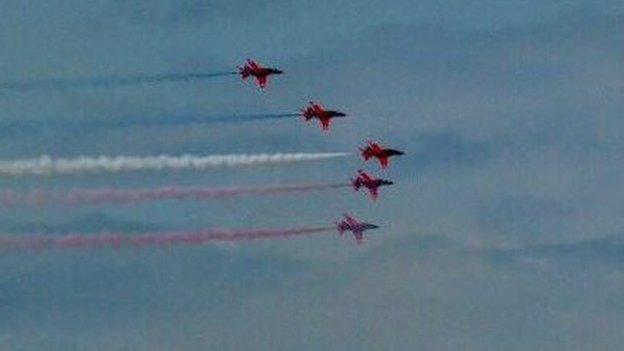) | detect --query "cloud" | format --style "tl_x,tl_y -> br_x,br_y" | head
480,234 -> 624,266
